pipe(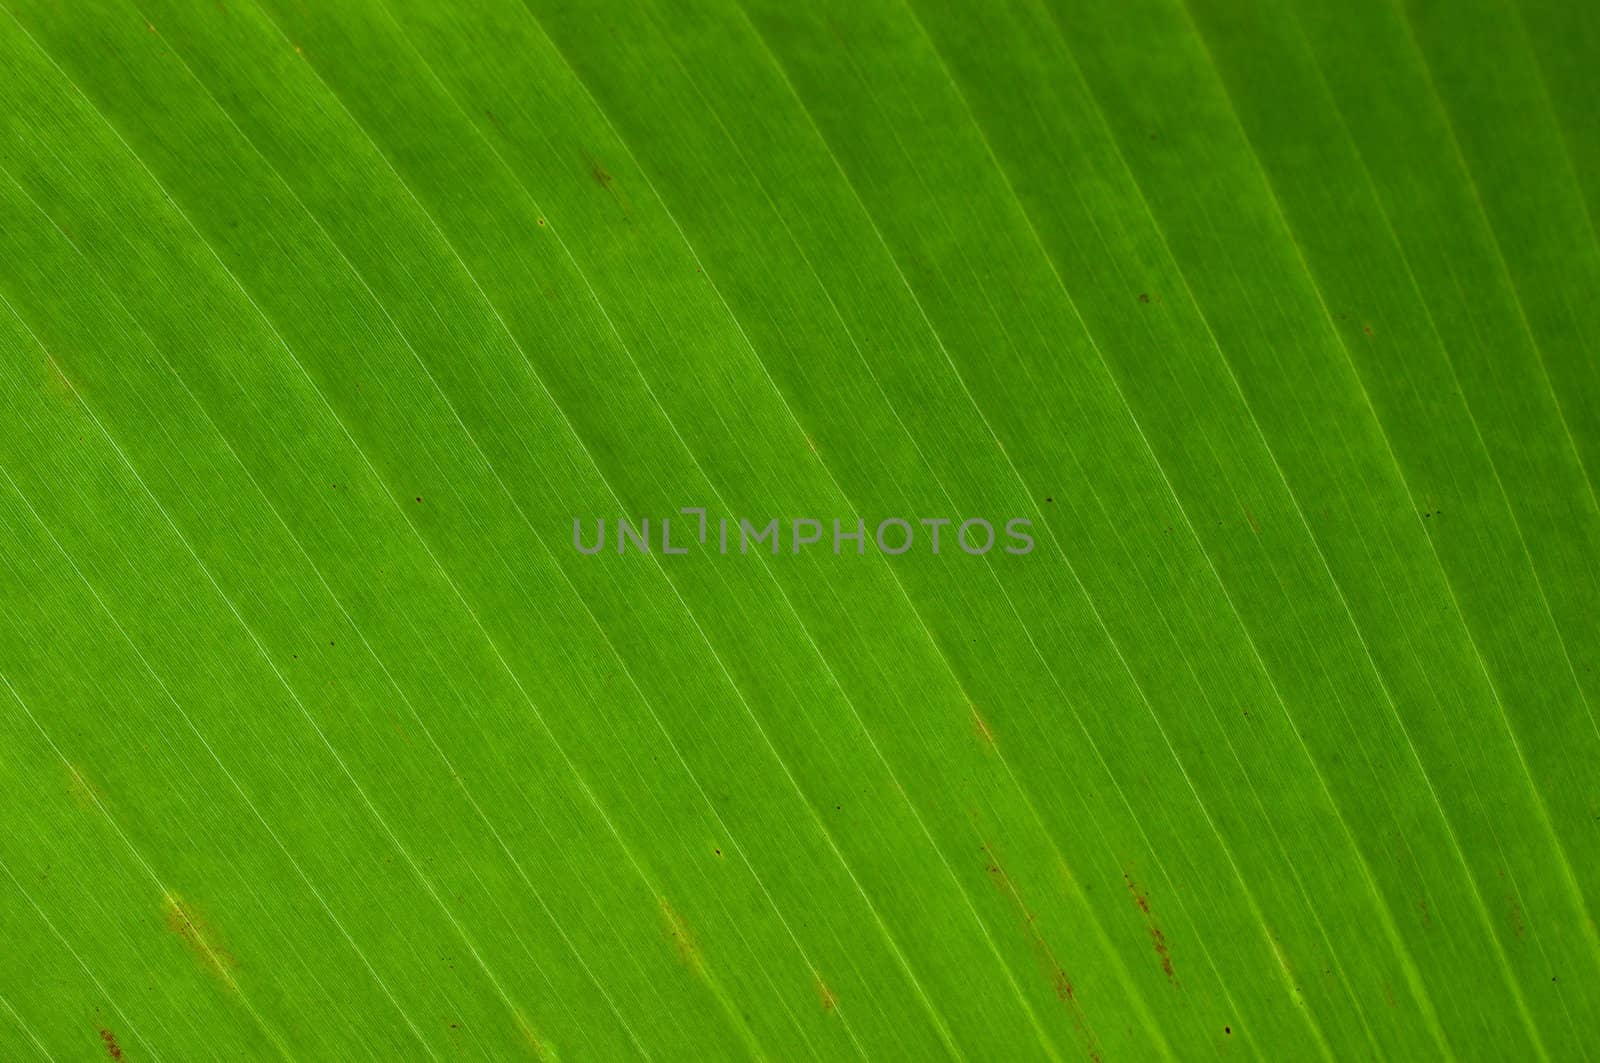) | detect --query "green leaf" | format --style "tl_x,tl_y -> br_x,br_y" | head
2,0 -> 1596,1057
